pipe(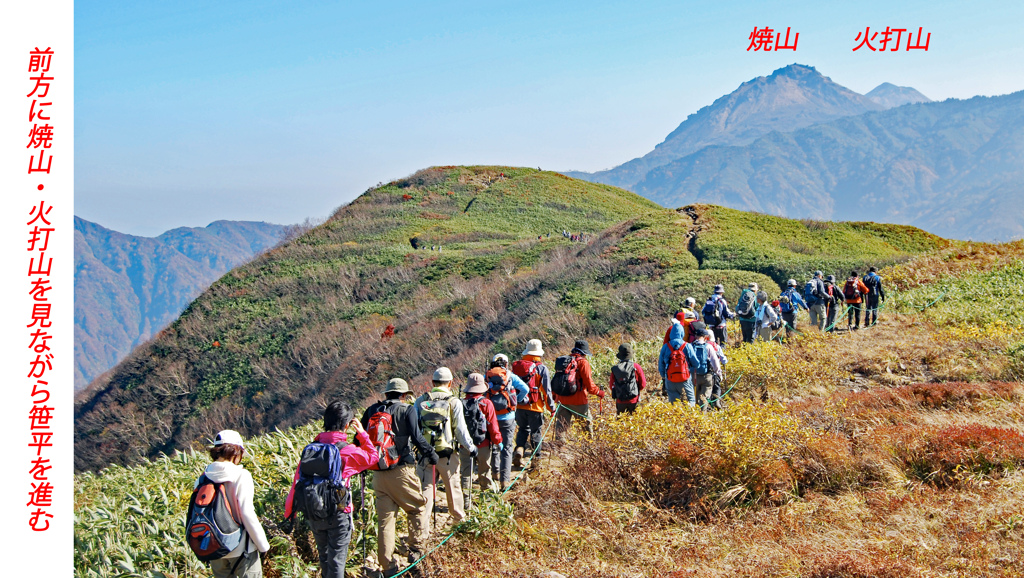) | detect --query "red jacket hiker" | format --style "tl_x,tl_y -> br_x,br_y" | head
553,351 -> 604,406
608,362 -> 647,405
464,392 -> 503,448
